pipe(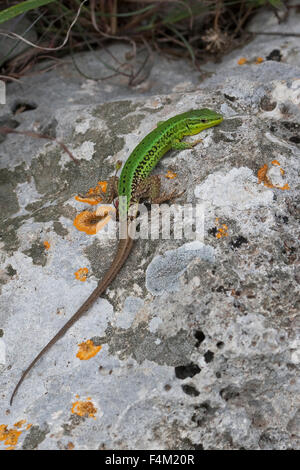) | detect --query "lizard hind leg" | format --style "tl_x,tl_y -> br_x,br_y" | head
133,174 -> 160,203
134,175 -> 185,205
102,176 -> 119,203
